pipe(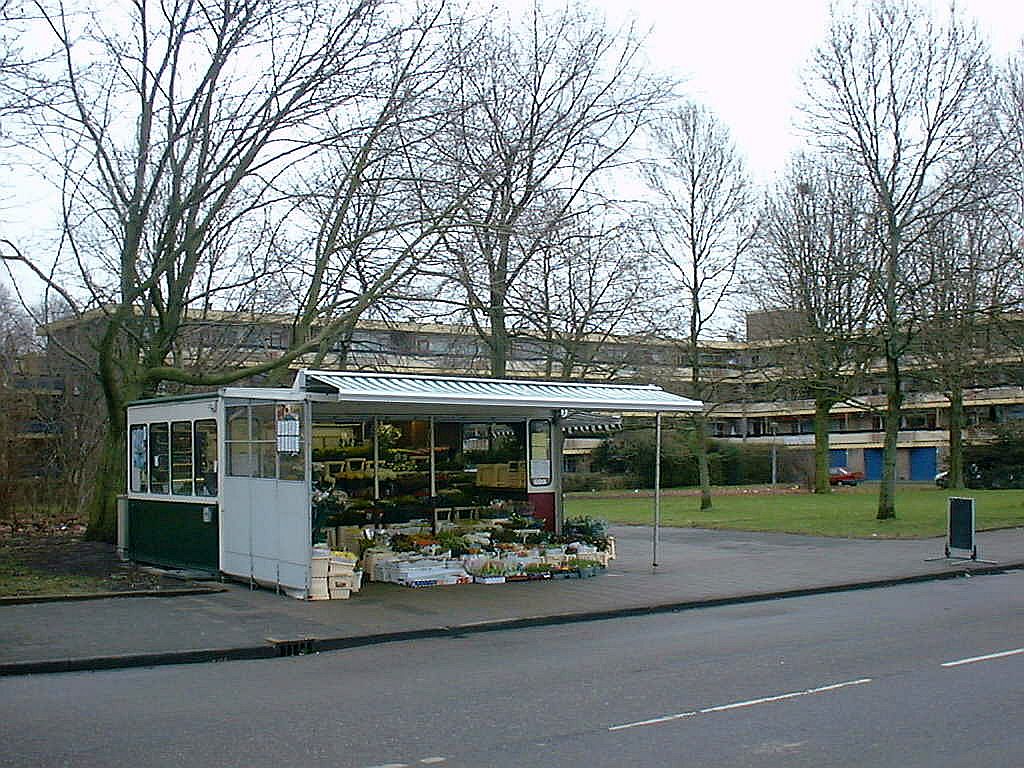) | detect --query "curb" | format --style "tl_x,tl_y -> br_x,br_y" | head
0,585 -> 228,606
2,560 -> 1021,677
